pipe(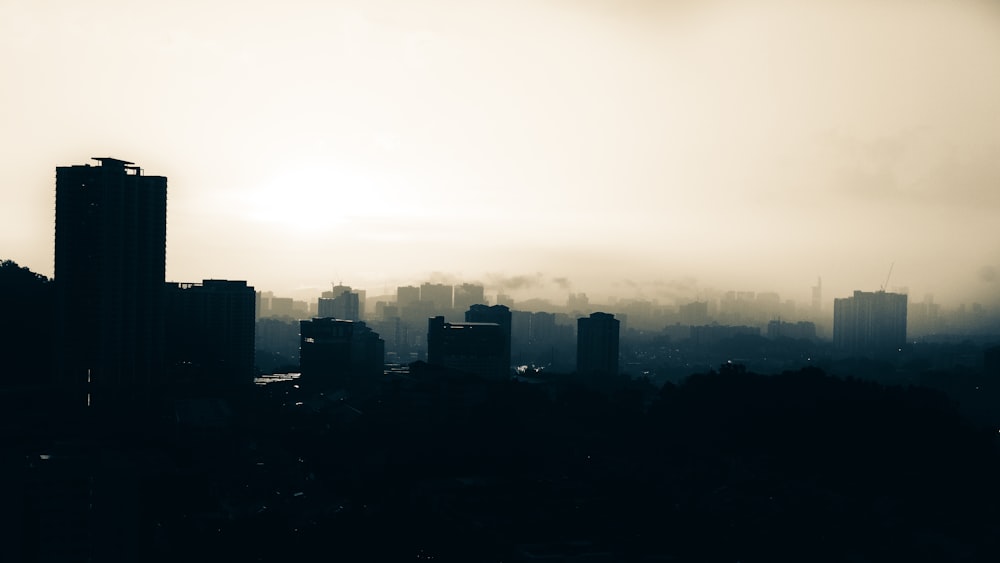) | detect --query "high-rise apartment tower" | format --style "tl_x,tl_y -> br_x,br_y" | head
576,312 -> 620,376
54,157 -> 167,393
833,290 -> 907,356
